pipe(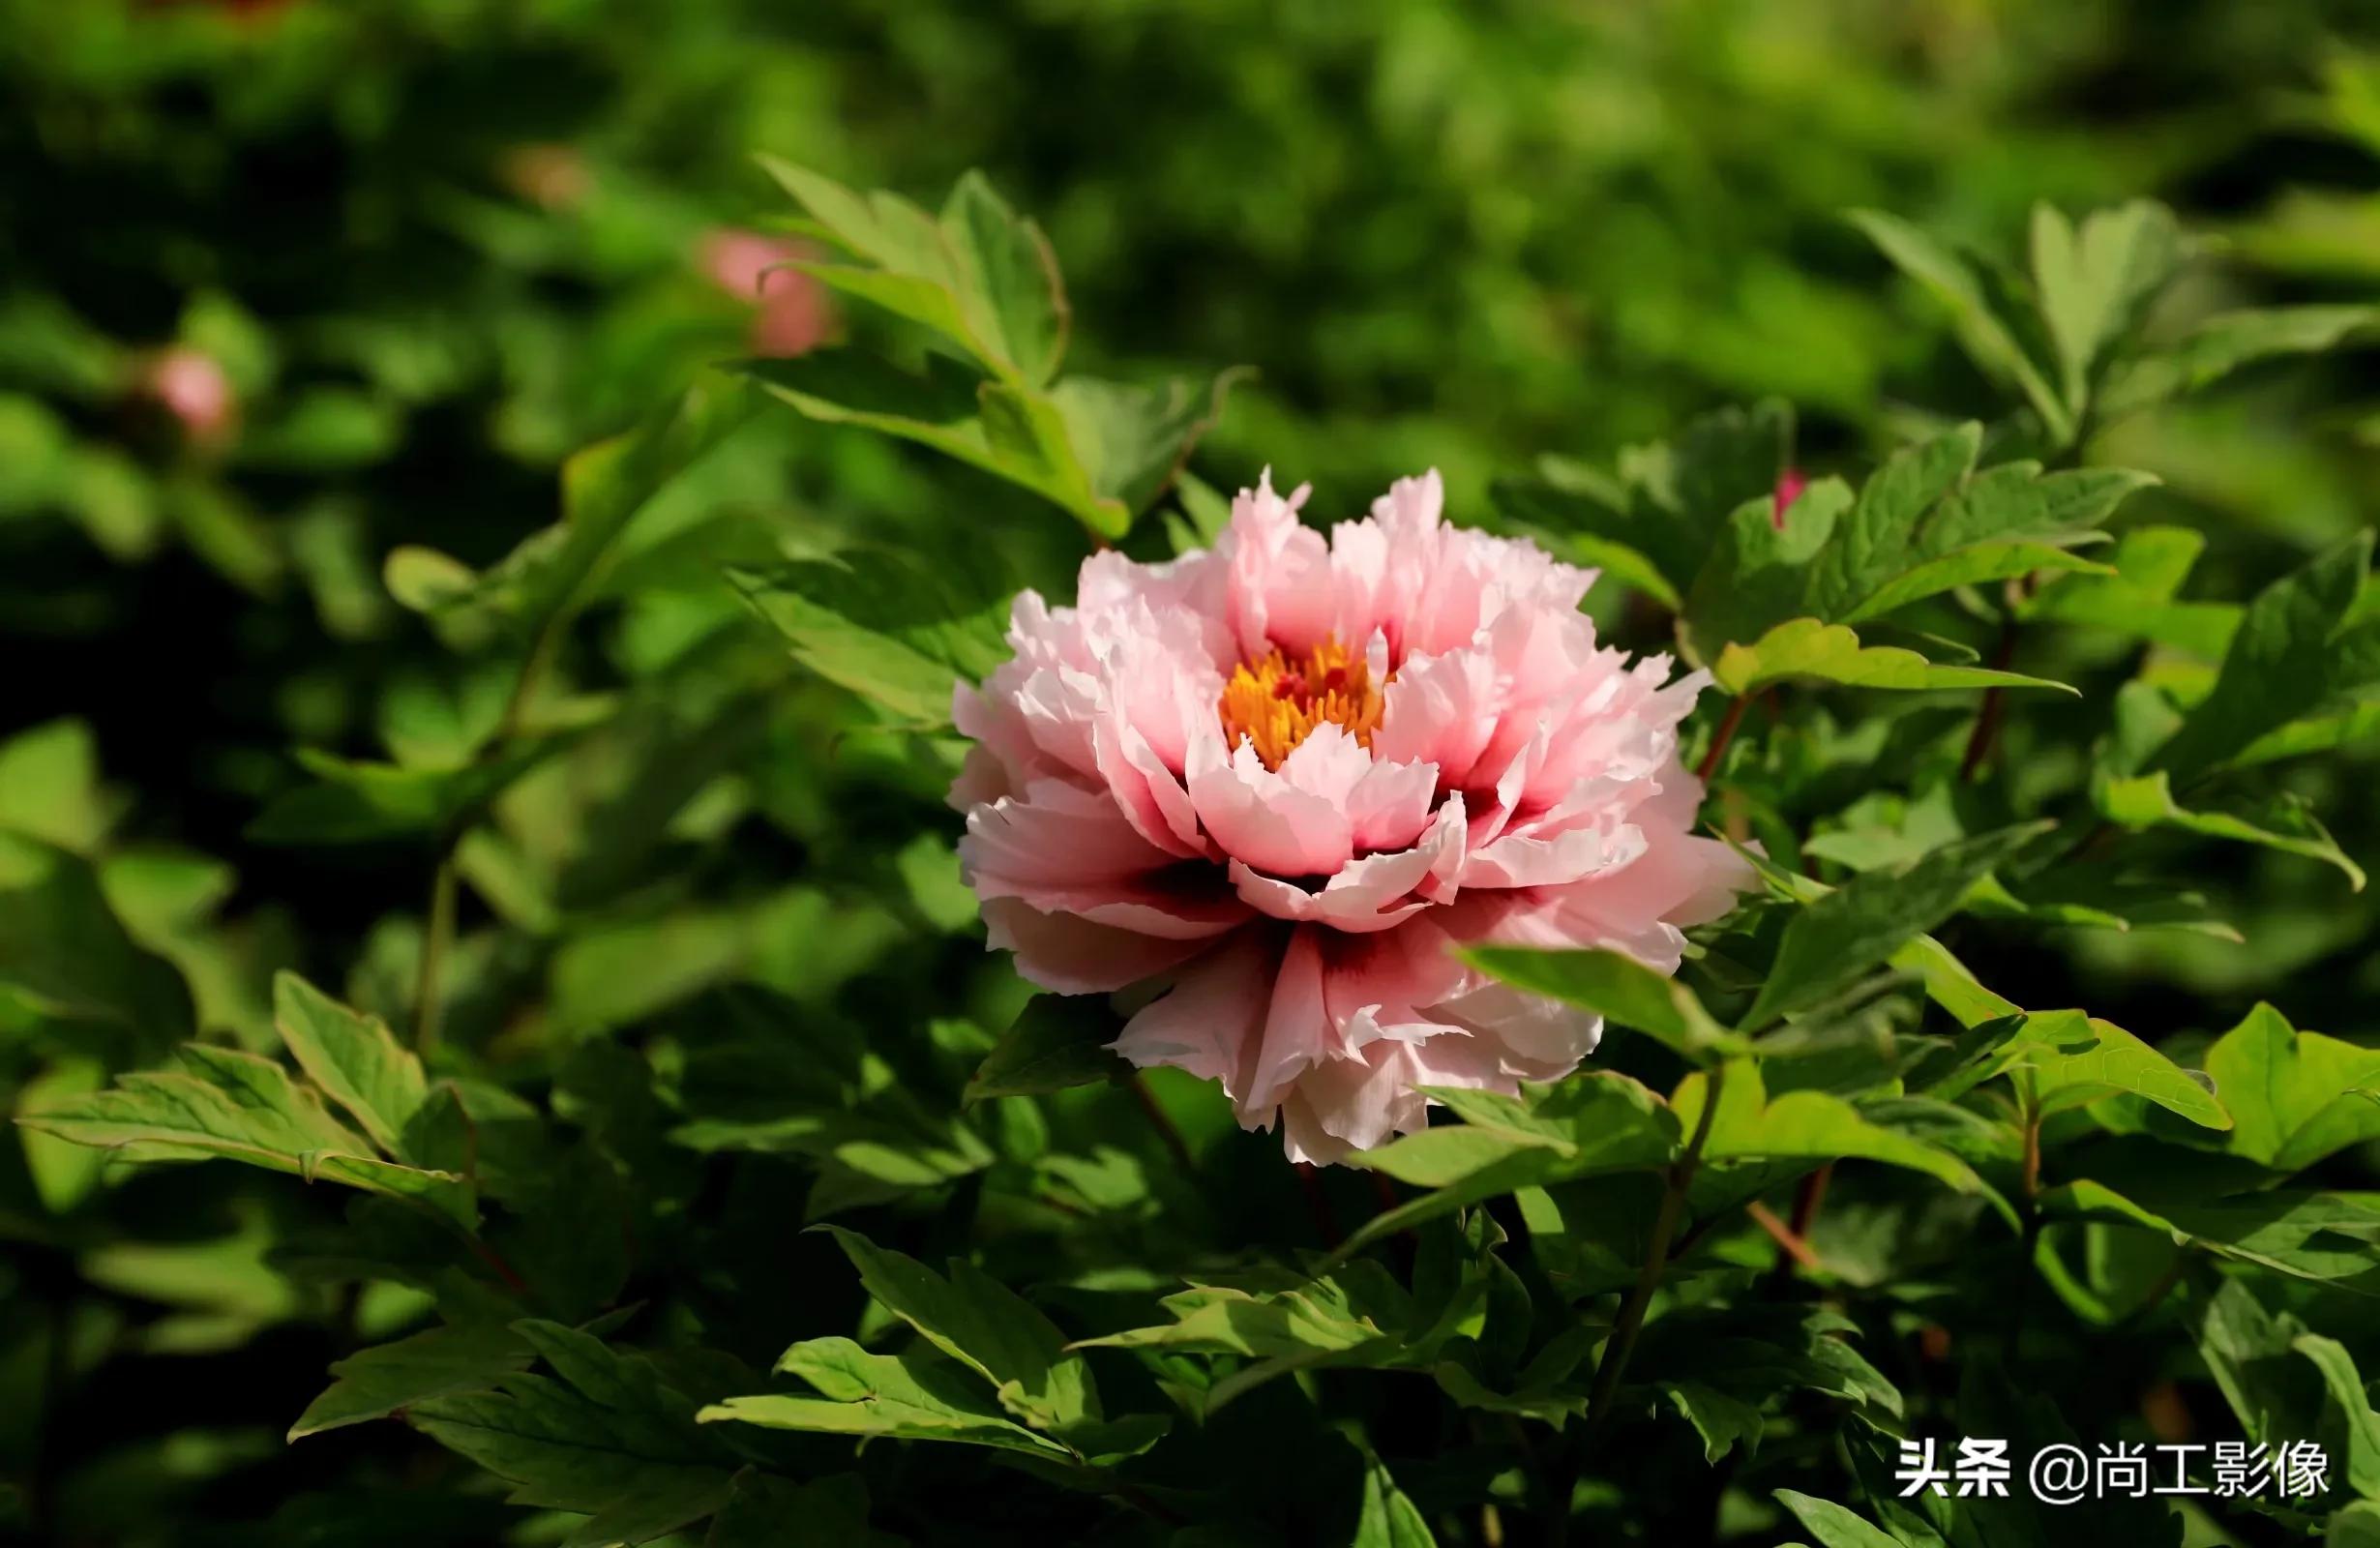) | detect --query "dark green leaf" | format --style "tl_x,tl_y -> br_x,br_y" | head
967,995 -> 1130,1102
1746,824 -> 2048,1027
